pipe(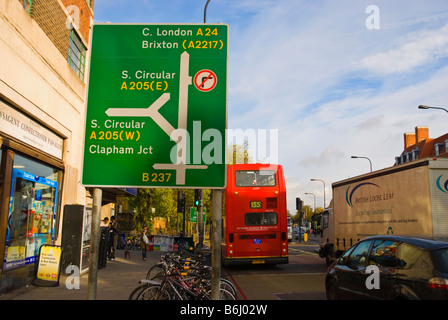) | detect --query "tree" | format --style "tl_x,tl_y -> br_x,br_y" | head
226,142 -> 254,164
124,188 -> 212,235
150,188 -> 177,232
293,205 -> 324,227
126,189 -> 153,232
